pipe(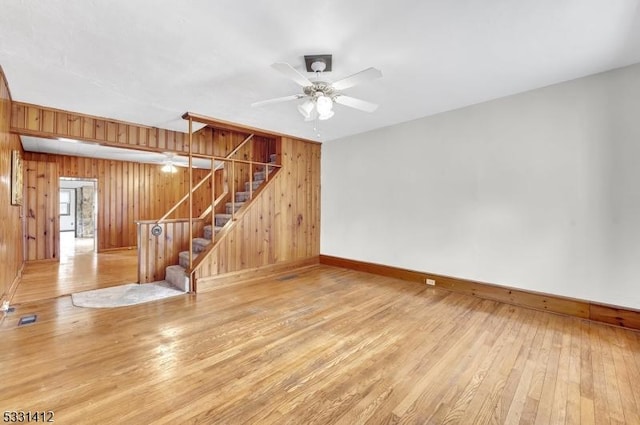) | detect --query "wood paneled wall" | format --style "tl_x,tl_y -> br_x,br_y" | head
0,66 -> 24,304
10,102 -> 277,158
24,160 -> 59,261
11,102 -> 191,154
194,137 -> 320,289
23,152 -> 212,252
193,127 -> 274,159
137,219 -> 206,283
